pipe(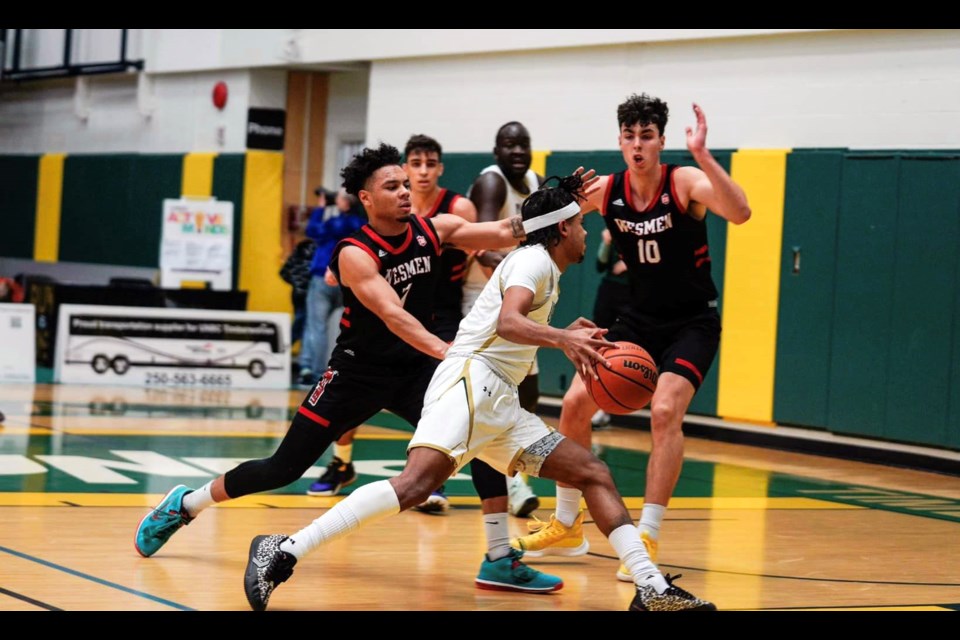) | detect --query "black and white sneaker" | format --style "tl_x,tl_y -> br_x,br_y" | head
244,534 -> 297,611
629,574 -> 716,611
